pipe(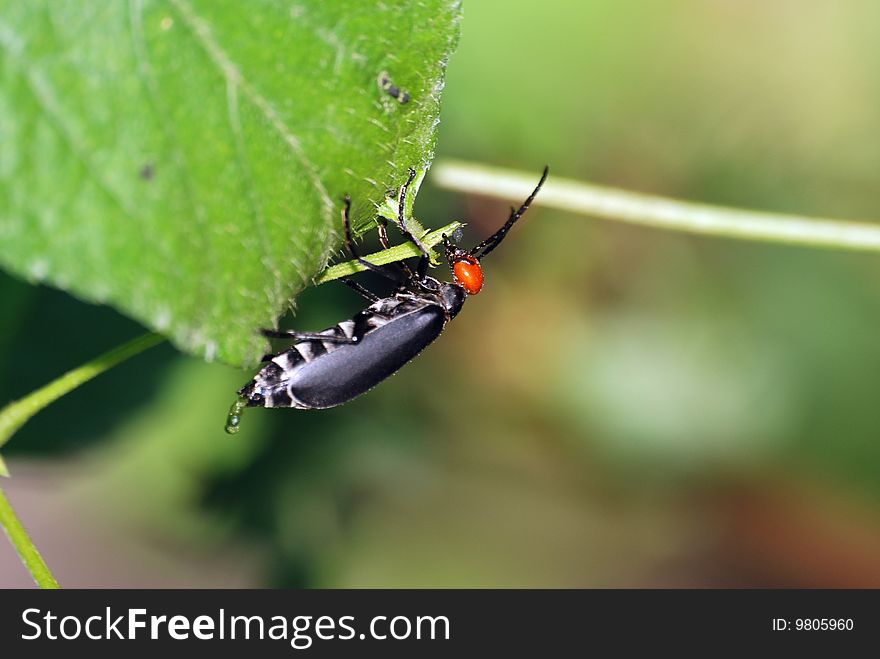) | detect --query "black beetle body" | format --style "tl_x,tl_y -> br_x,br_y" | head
226,167 -> 547,433
240,281 -> 465,410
